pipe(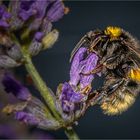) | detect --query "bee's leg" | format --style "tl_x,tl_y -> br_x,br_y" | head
70,35 -> 87,62
104,79 -> 124,95
87,78 -> 125,106
81,64 -> 103,75
70,31 -> 93,62
88,35 -> 108,53
87,36 -> 102,53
